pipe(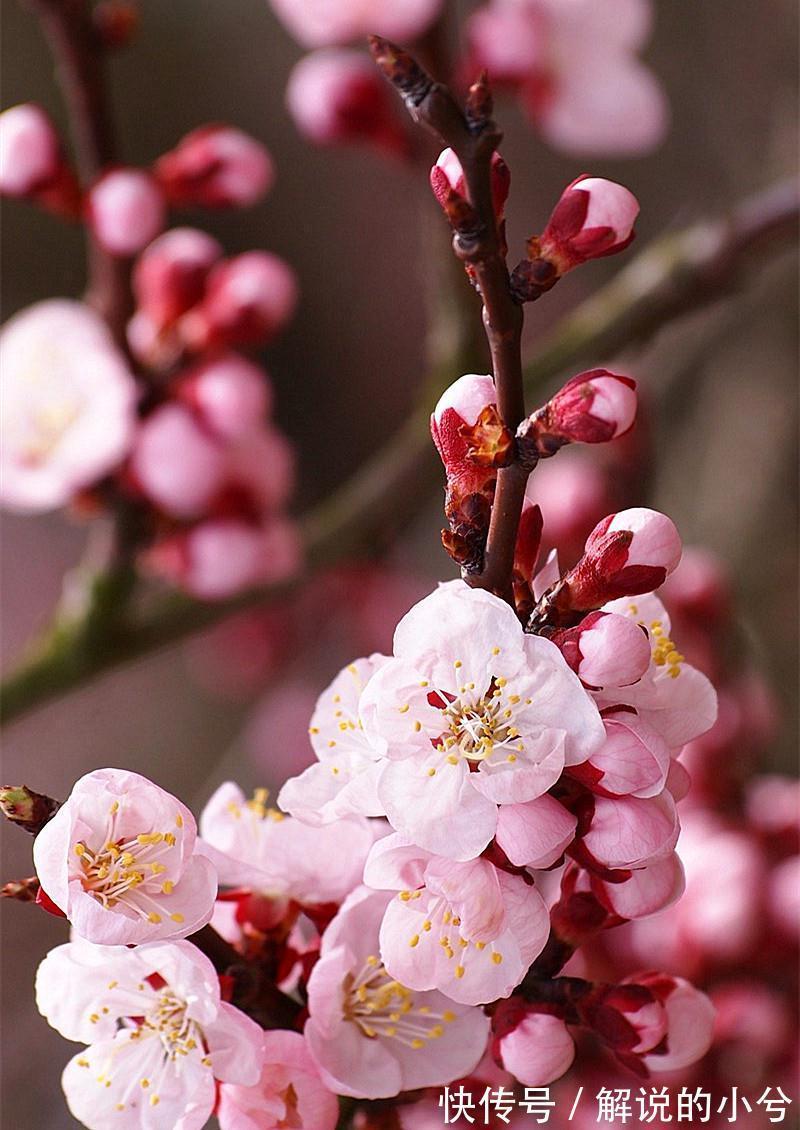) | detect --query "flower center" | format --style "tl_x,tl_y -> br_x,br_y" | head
432,675 -> 525,764
141,989 -> 203,1059
72,800 -> 185,925
342,955 -> 456,1048
649,620 -> 684,679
